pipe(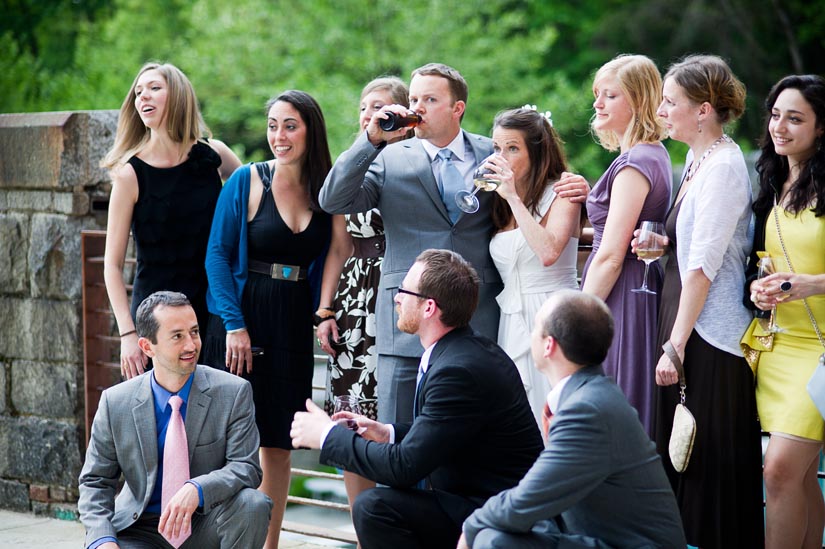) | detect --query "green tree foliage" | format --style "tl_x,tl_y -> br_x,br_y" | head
1,0 -> 821,180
